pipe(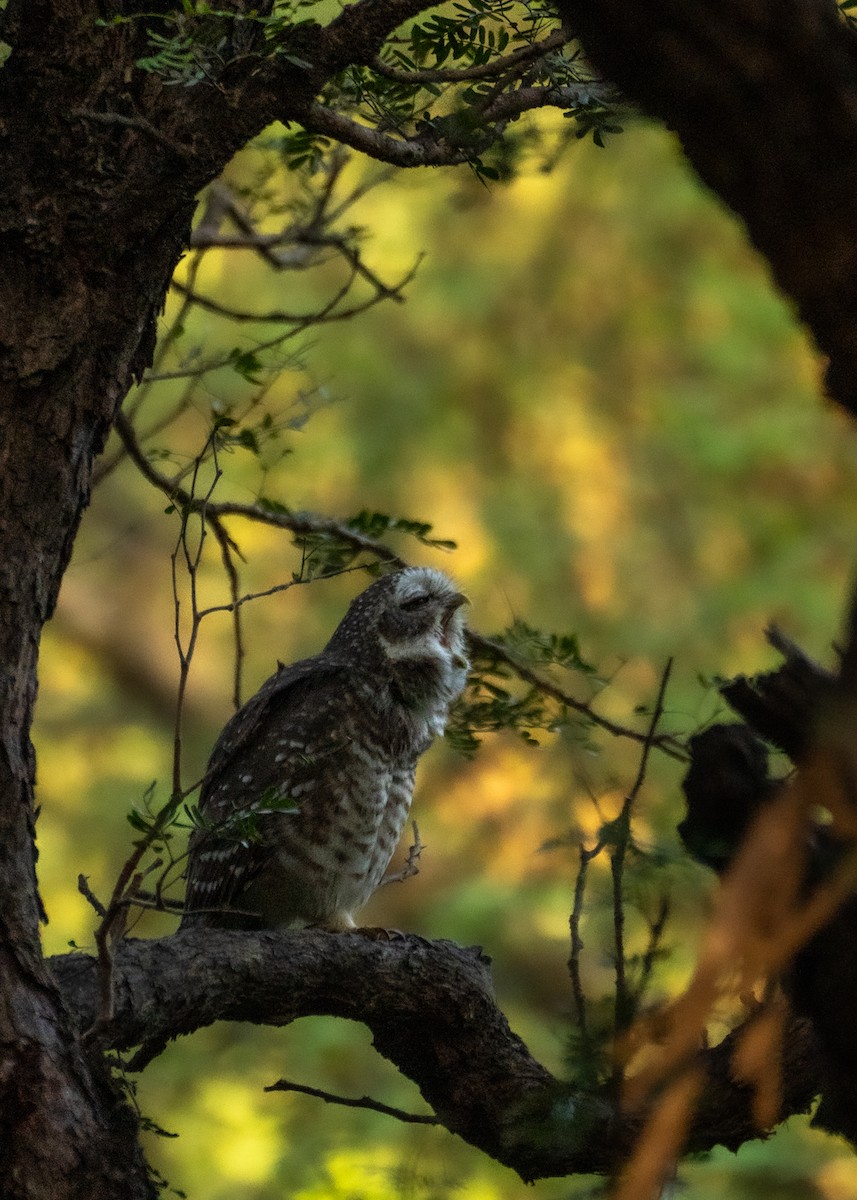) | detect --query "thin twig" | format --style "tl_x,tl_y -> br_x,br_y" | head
568,839 -> 604,1033
170,440 -> 222,797
626,661 -> 674,804
209,516 -> 245,710
78,875 -> 107,919
610,659 -> 674,1049
634,893 -> 671,1008
264,1079 -> 440,1125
